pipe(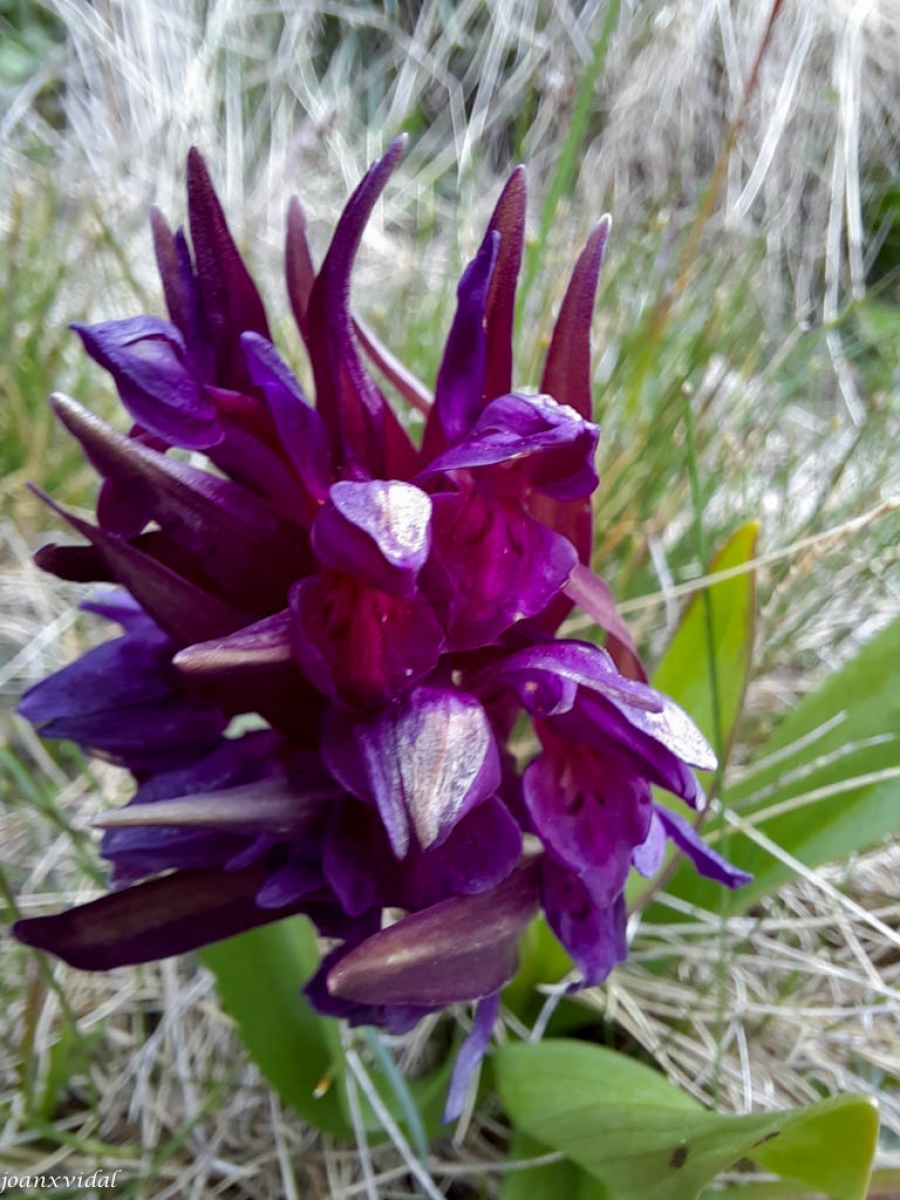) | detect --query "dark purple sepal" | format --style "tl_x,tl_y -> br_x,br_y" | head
50,394 -> 313,614
32,489 -> 254,646
540,858 -> 628,988
563,563 -> 647,681
323,686 -> 501,858
429,231 -> 499,448
72,317 -> 222,450
655,806 -> 752,889
12,857 -> 305,971
305,944 -> 433,1033
305,138 -> 415,477
483,167 -> 526,403
33,542 -> 111,583
524,741 -> 652,907
422,392 -> 600,502
186,147 -> 271,392
323,795 -> 521,916
311,480 -> 432,596
540,218 -> 610,420
429,489 -> 577,651
240,332 -> 332,504
150,207 -> 192,344
326,861 -> 540,1007
290,573 -> 444,709
443,992 -> 500,1124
